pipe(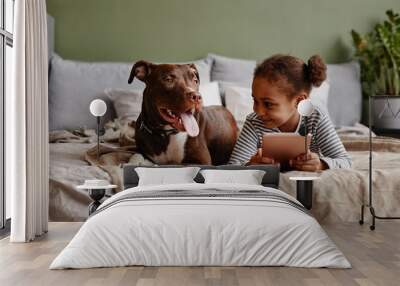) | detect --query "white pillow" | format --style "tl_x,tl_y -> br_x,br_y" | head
309,81 -> 330,115
207,53 -> 257,85
135,167 -> 200,186
200,169 -> 265,185
224,86 -> 253,129
224,82 -> 330,129
199,81 -> 222,106
105,88 -> 143,122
